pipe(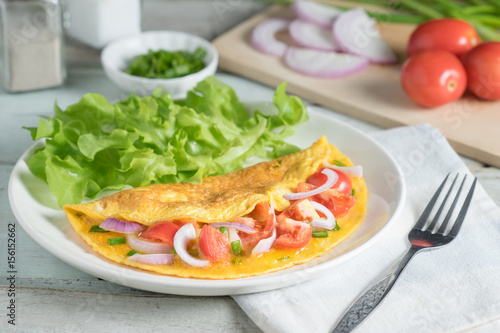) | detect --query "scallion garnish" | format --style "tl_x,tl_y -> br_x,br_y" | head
312,230 -> 329,238
126,250 -> 139,256
219,227 -> 228,235
231,240 -> 242,256
108,237 -> 126,245
89,225 -> 109,233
